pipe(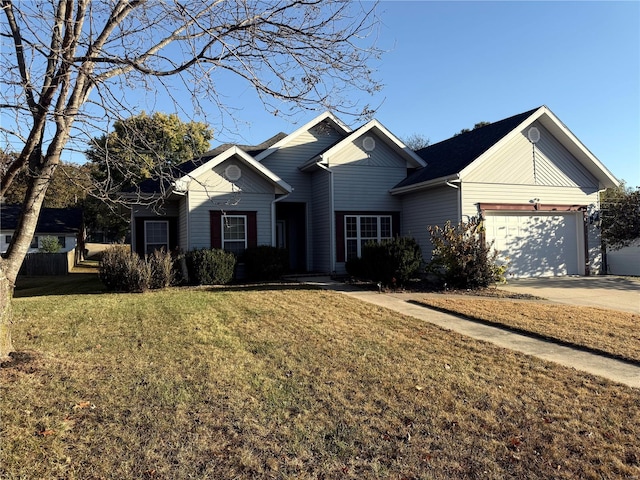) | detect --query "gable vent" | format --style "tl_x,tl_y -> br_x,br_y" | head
363,136 -> 376,152
225,164 -> 242,181
527,127 -> 540,144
